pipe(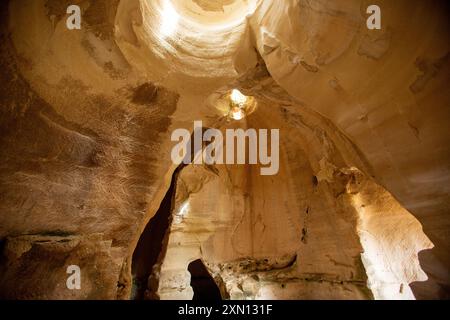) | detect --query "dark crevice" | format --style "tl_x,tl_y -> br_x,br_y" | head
130,164 -> 184,300
188,259 -> 222,301
130,130 -> 209,300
